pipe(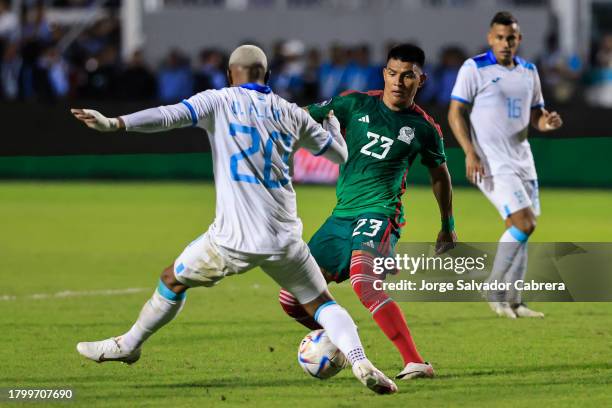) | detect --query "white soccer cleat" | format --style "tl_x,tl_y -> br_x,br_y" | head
396,362 -> 435,380
488,302 -> 517,319
76,337 -> 141,365
352,359 -> 398,394
512,303 -> 545,318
